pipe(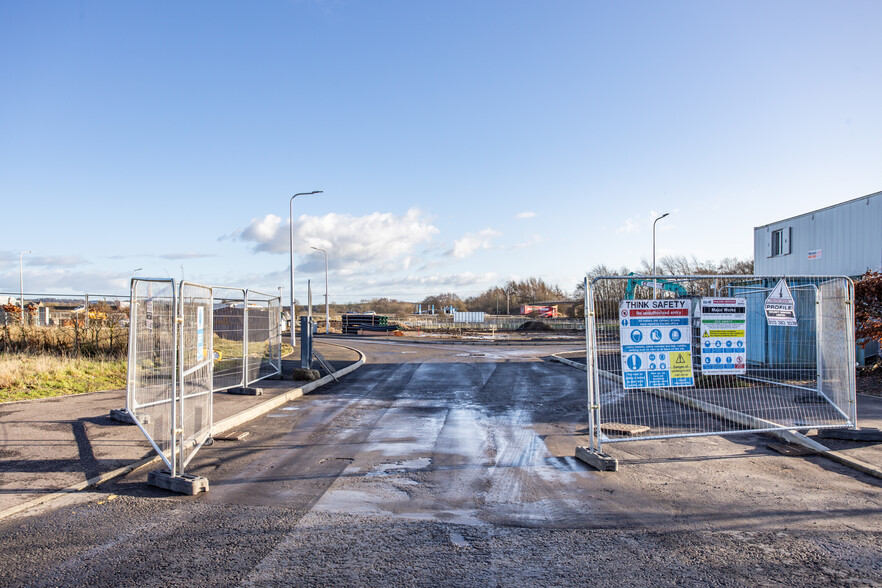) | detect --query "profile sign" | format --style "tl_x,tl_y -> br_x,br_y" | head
619,299 -> 694,389
700,297 -> 746,375
764,278 -> 797,327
